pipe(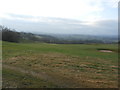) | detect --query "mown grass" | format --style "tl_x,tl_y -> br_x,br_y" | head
2,41 -> 118,88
